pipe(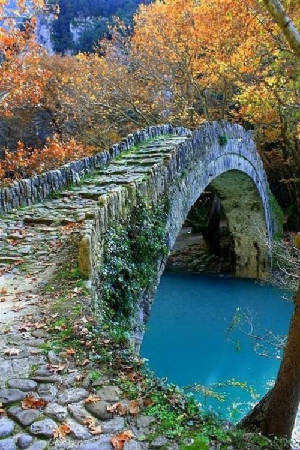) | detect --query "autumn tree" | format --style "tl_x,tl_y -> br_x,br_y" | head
1,0 -> 299,219
129,0 -> 299,216
0,0 -> 97,182
0,0 -> 48,112
238,1 -> 300,439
